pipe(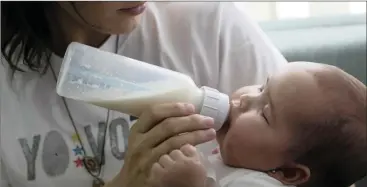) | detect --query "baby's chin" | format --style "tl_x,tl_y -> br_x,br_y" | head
217,103 -> 235,143
216,121 -> 230,146
216,129 -> 233,164
218,145 -> 241,168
